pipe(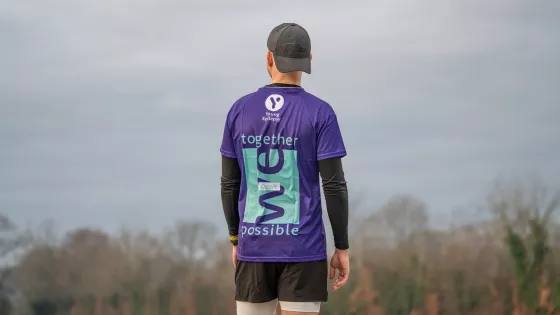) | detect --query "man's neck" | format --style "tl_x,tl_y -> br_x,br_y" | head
270,72 -> 302,86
